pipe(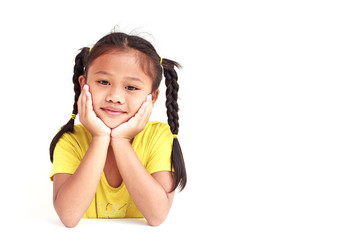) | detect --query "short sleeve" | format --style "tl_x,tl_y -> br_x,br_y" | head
50,125 -> 91,181
144,122 -> 174,174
